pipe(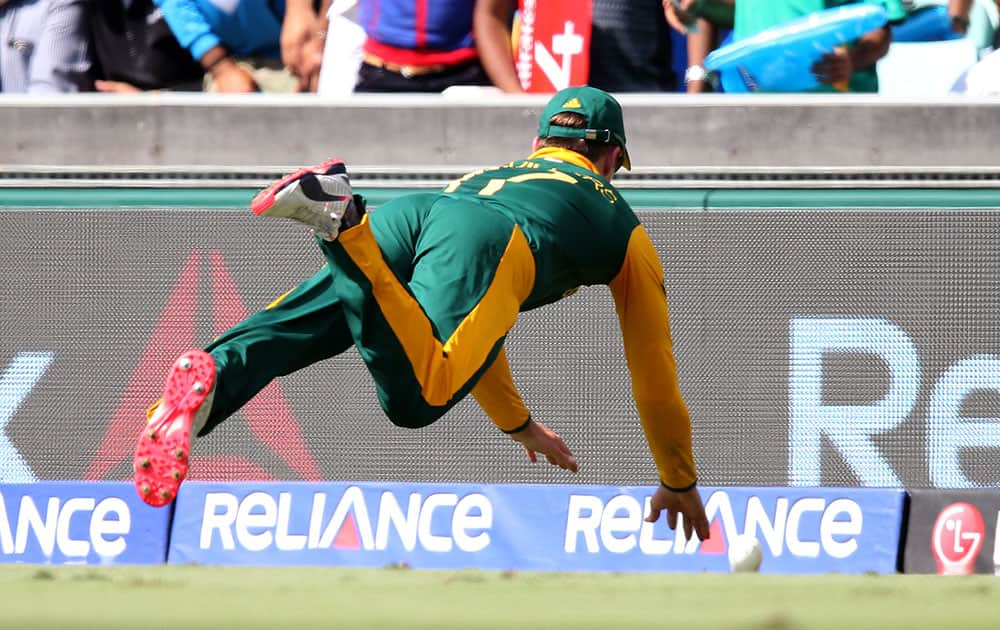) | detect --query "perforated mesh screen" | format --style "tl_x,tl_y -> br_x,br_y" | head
2,206 -> 998,488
